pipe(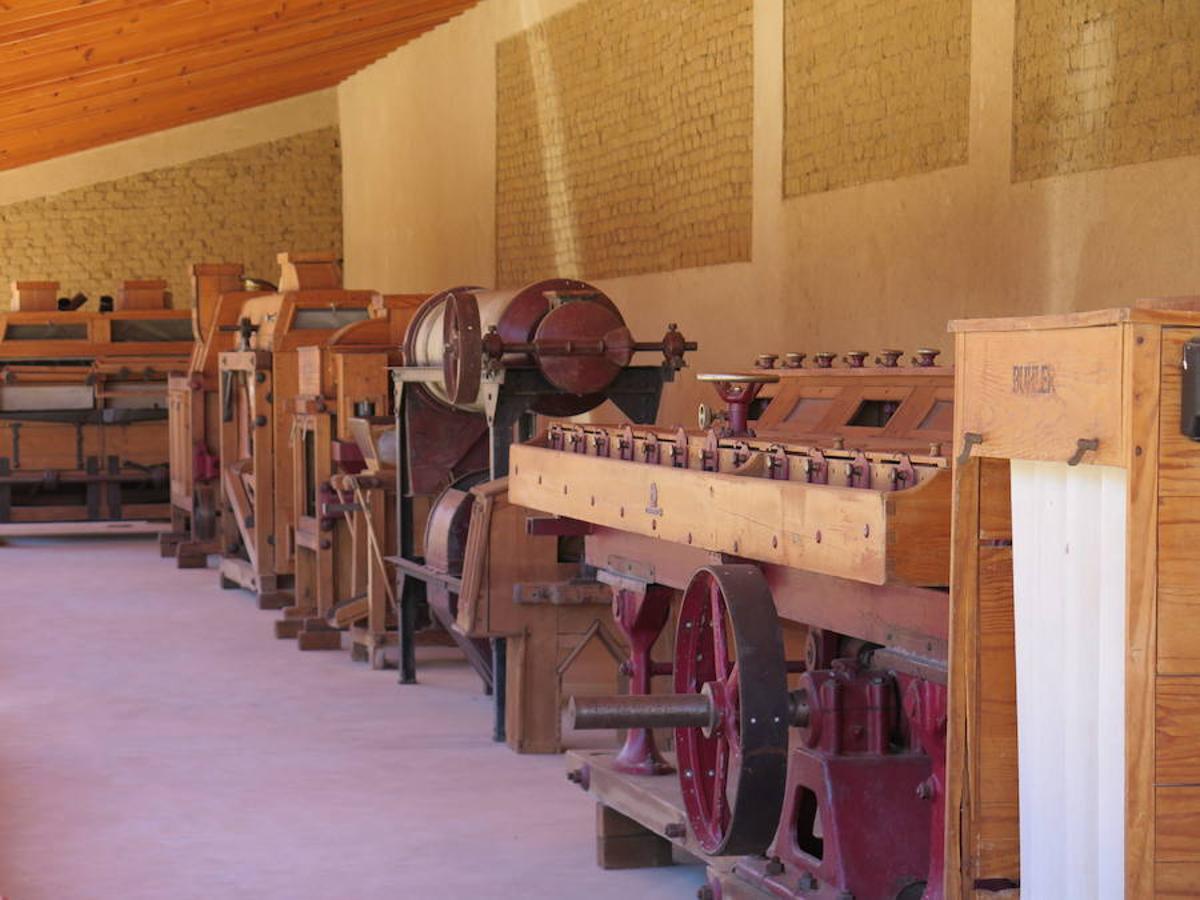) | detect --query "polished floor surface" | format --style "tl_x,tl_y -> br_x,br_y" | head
0,537 -> 702,899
